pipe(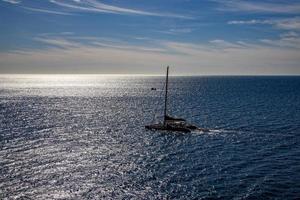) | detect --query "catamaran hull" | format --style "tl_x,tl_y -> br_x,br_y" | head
145,124 -> 191,133
145,124 -> 209,133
